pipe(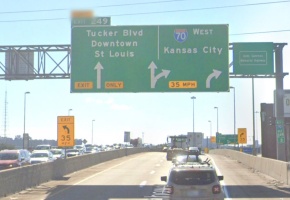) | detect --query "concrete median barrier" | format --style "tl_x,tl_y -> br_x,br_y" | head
0,148 -> 148,198
210,149 -> 289,185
